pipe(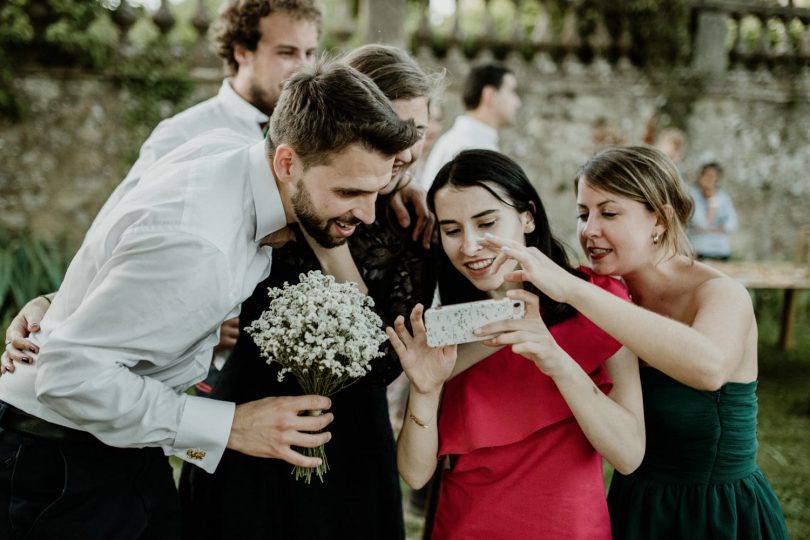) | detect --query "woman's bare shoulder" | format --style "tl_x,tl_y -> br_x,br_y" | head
688,261 -> 751,306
